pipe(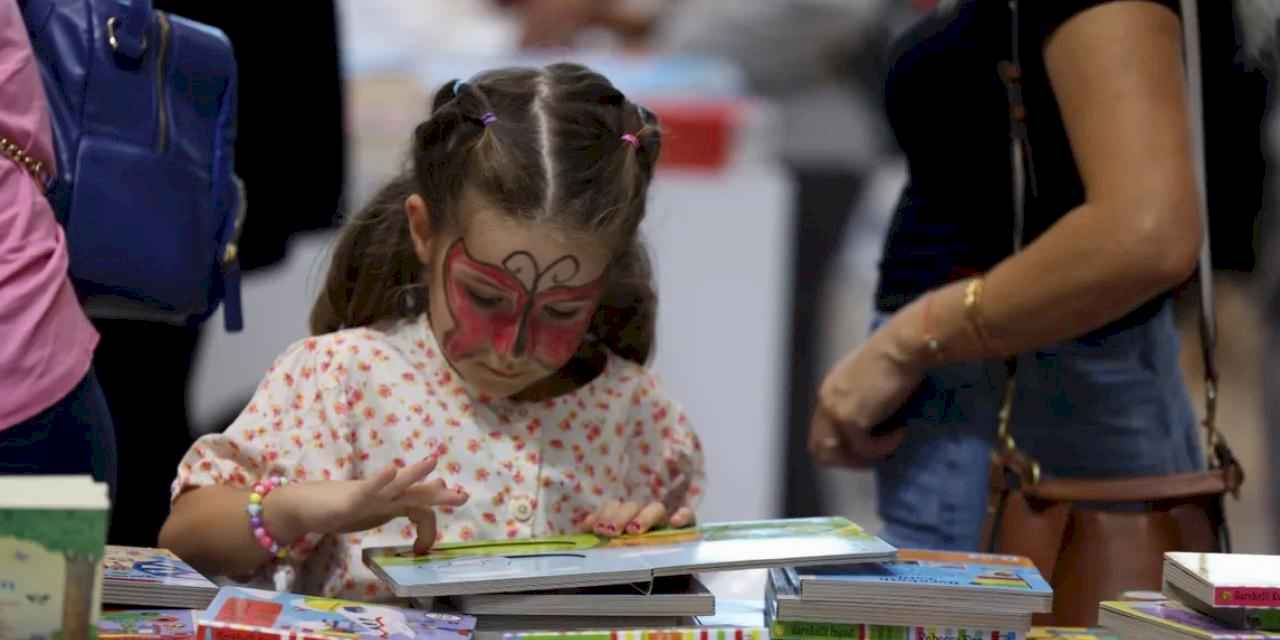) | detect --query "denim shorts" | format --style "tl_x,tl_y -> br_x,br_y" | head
871,300 -> 1203,551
